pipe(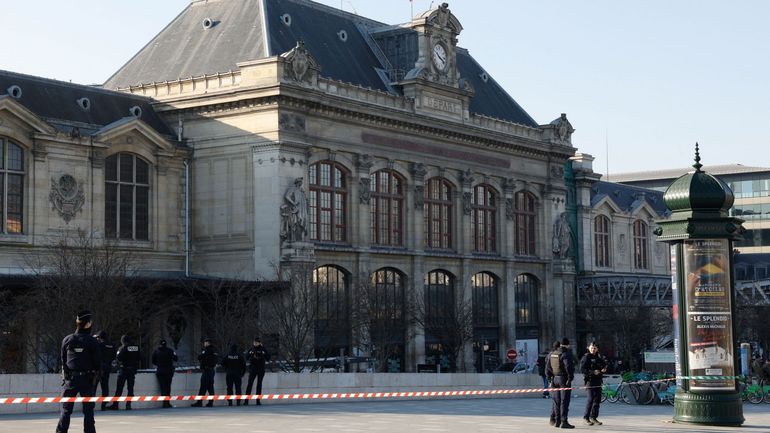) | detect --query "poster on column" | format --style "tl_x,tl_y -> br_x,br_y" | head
683,239 -> 735,391
515,339 -> 538,370
671,244 -> 682,388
